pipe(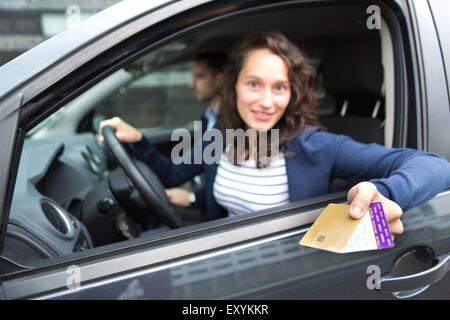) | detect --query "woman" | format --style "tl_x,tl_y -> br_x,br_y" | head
99,31 -> 450,236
